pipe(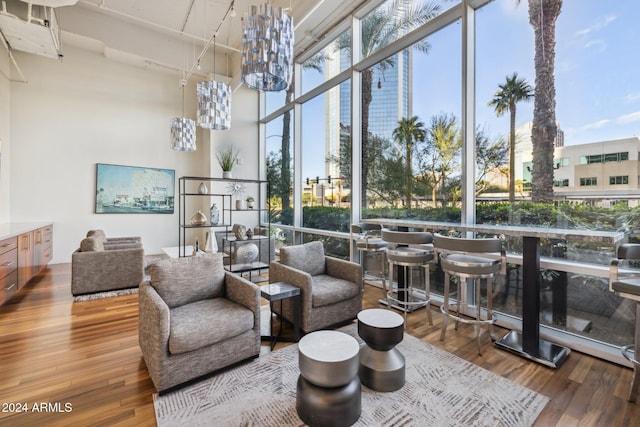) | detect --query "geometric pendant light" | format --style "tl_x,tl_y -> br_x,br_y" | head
197,80 -> 231,130
241,2 -> 294,92
170,82 -> 196,151
170,117 -> 196,151
197,35 -> 232,130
